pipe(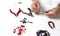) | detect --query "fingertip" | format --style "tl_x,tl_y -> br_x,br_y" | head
44,12 -> 49,16
44,11 -> 49,15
